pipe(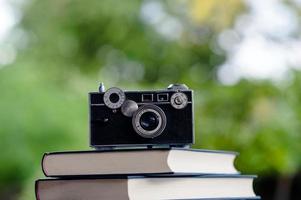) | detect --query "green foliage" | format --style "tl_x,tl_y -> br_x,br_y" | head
0,63 -> 86,186
0,0 -> 301,199
195,79 -> 301,175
